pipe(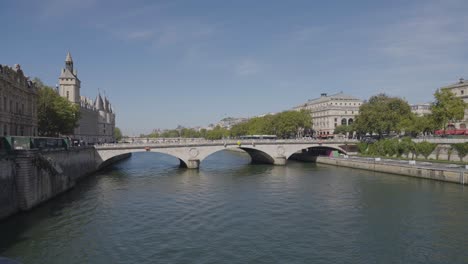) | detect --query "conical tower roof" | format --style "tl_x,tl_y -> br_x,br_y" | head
95,93 -> 104,110
65,52 -> 73,62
